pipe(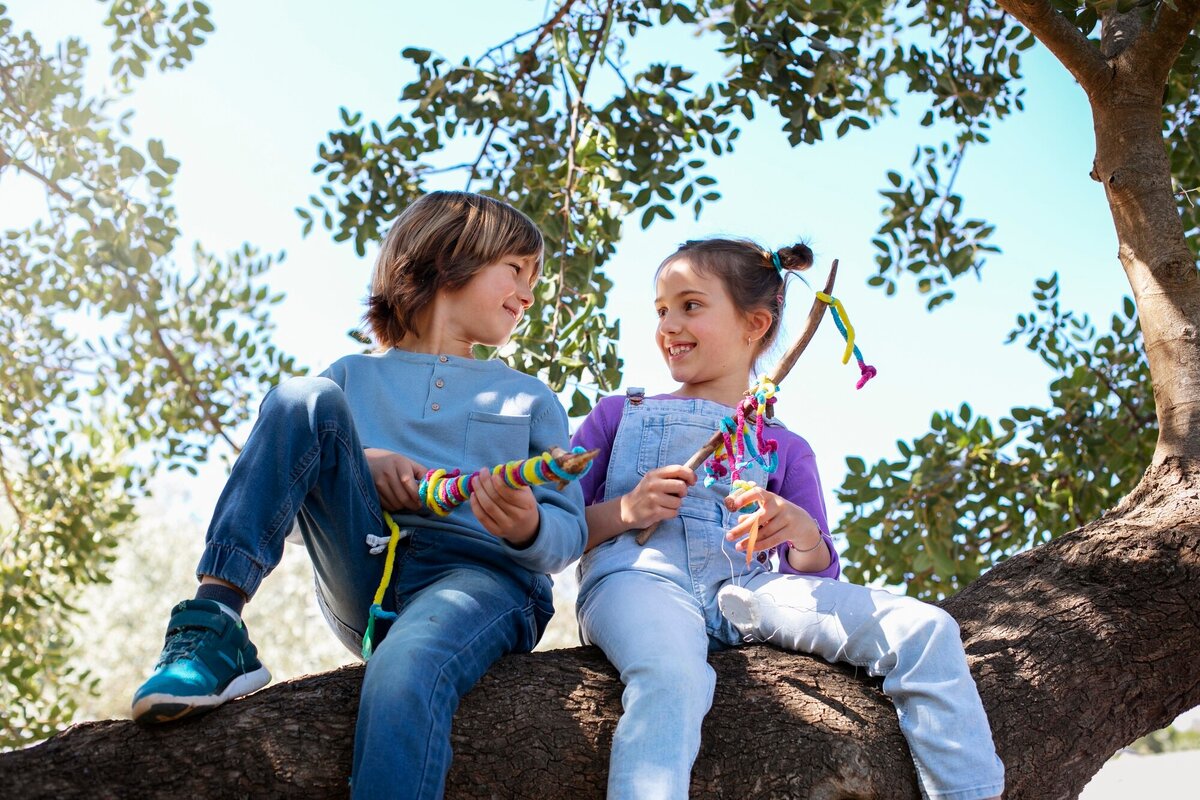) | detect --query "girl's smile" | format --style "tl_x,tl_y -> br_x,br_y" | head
654,259 -> 768,406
